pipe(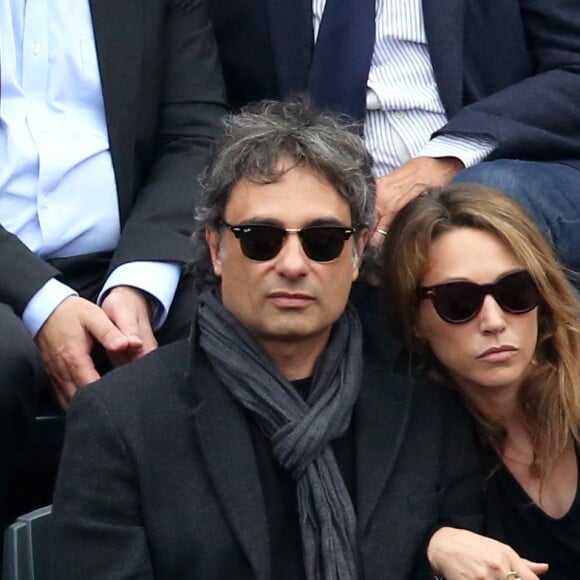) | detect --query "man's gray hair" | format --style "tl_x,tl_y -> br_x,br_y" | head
191,99 -> 376,289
